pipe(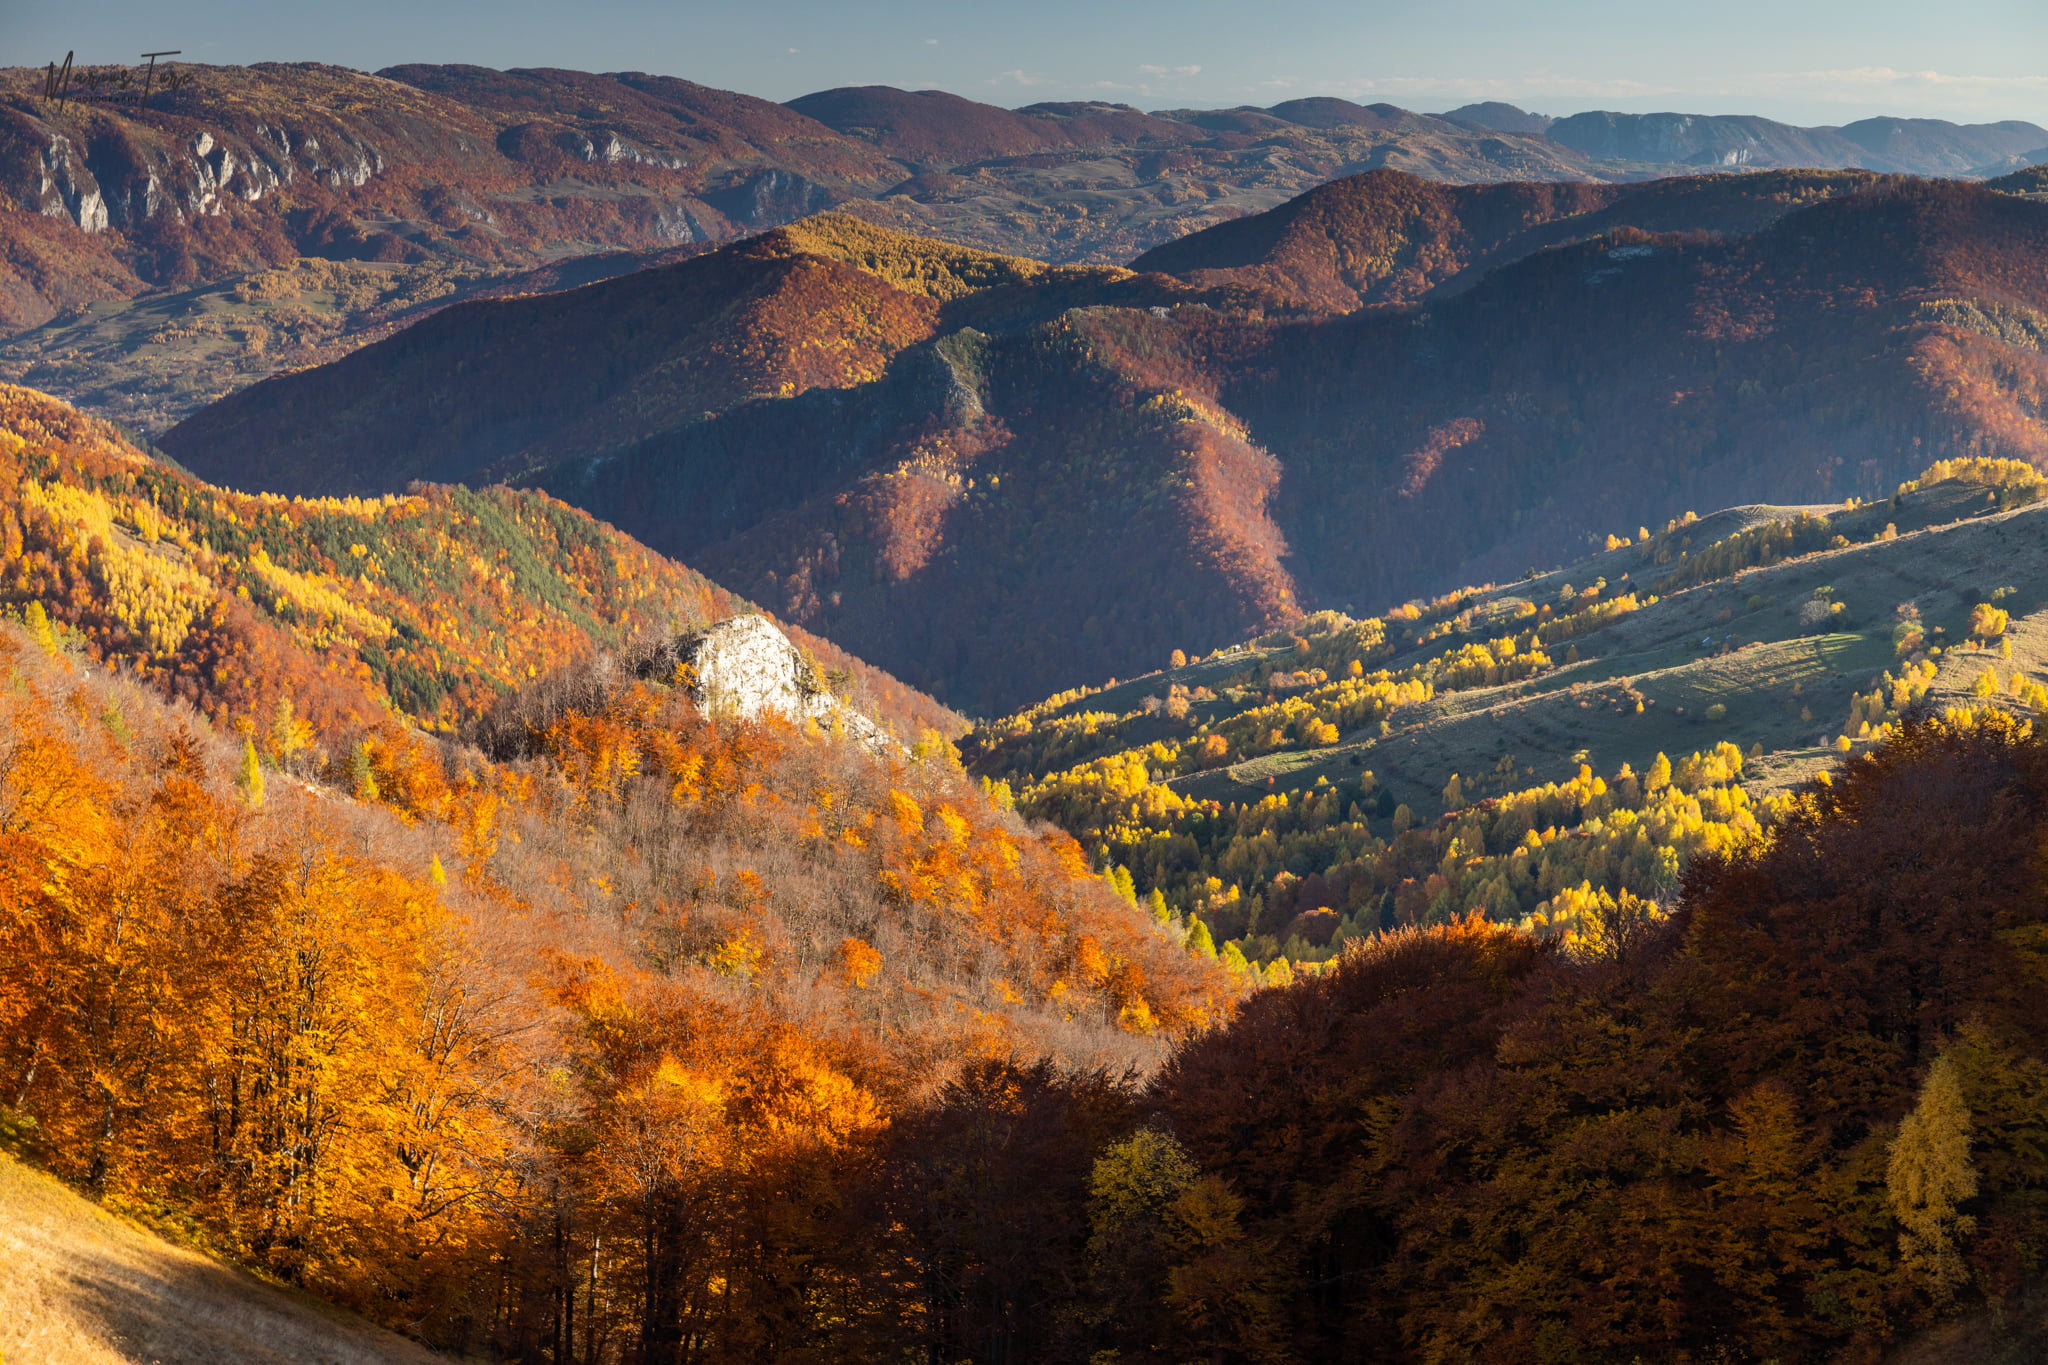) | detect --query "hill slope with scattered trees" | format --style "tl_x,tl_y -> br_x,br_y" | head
963,457 -> 2048,980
